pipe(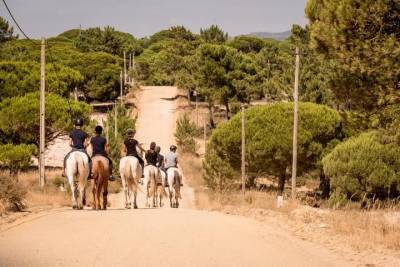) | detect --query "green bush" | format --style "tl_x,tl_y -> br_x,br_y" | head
204,102 -> 342,191
323,132 -> 400,203
0,144 -> 36,175
175,114 -> 198,153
